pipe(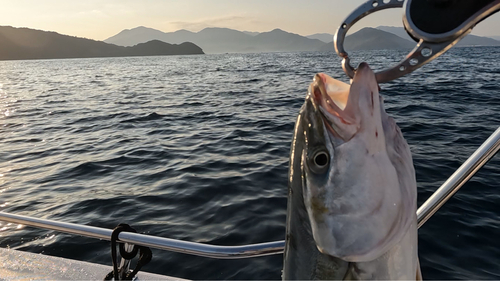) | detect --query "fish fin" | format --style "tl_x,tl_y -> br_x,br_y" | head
416,258 -> 423,281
